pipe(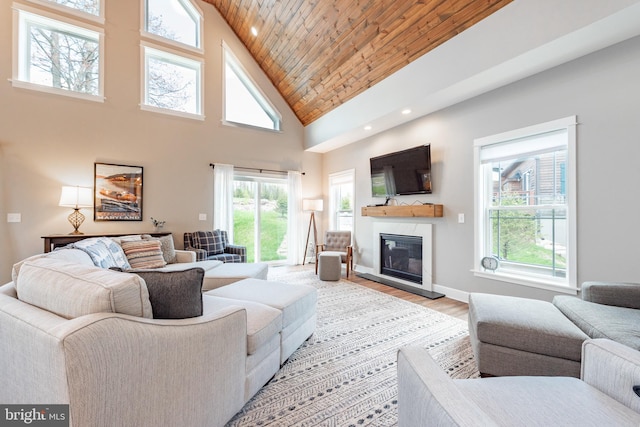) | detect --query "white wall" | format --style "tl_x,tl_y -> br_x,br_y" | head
323,35 -> 640,301
0,0 -> 322,281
